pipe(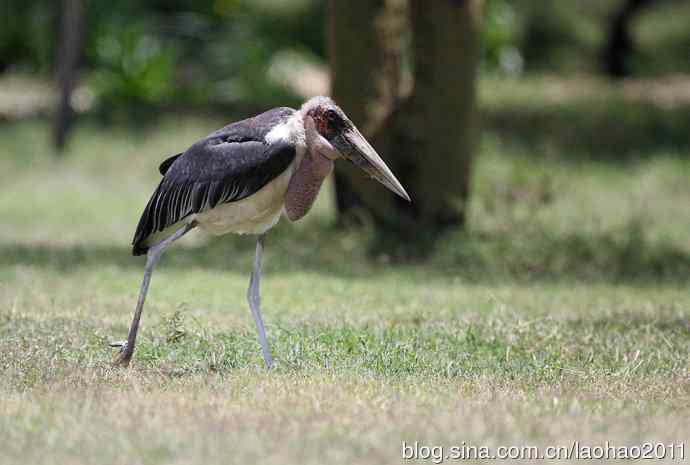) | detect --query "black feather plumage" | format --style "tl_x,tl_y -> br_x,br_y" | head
132,107 -> 297,255
159,153 -> 182,175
